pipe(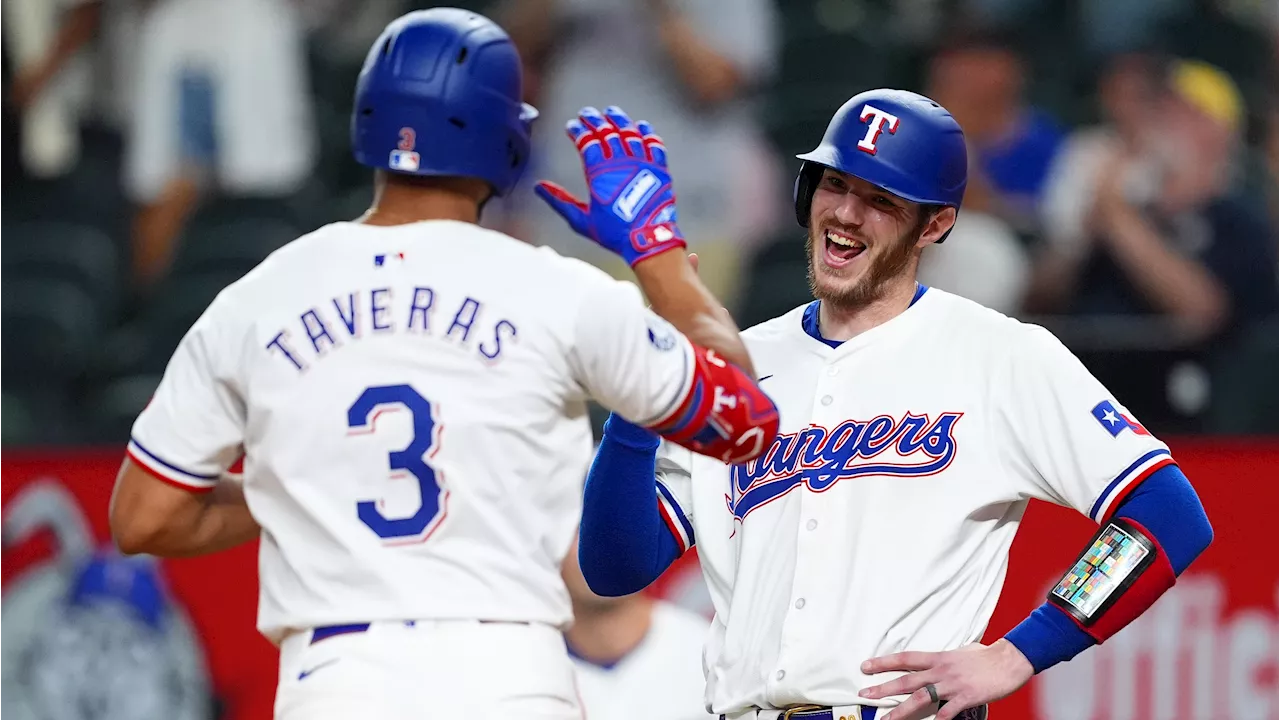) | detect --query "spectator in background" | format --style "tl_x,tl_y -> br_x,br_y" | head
495,0 -> 783,309
924,32 -> 1065,238
1028,59 -> 1277,341
1027,51 -> 1166,312
561,534 -> 714,720
9,0 -> 316,292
